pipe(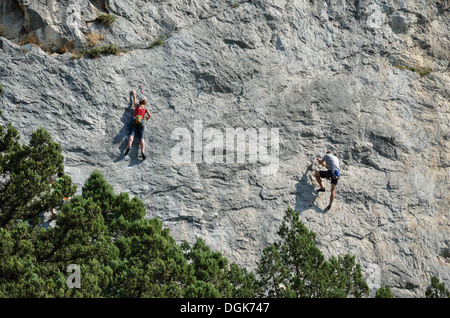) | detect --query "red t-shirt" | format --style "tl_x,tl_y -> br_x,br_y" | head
134,107 -> 146,118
